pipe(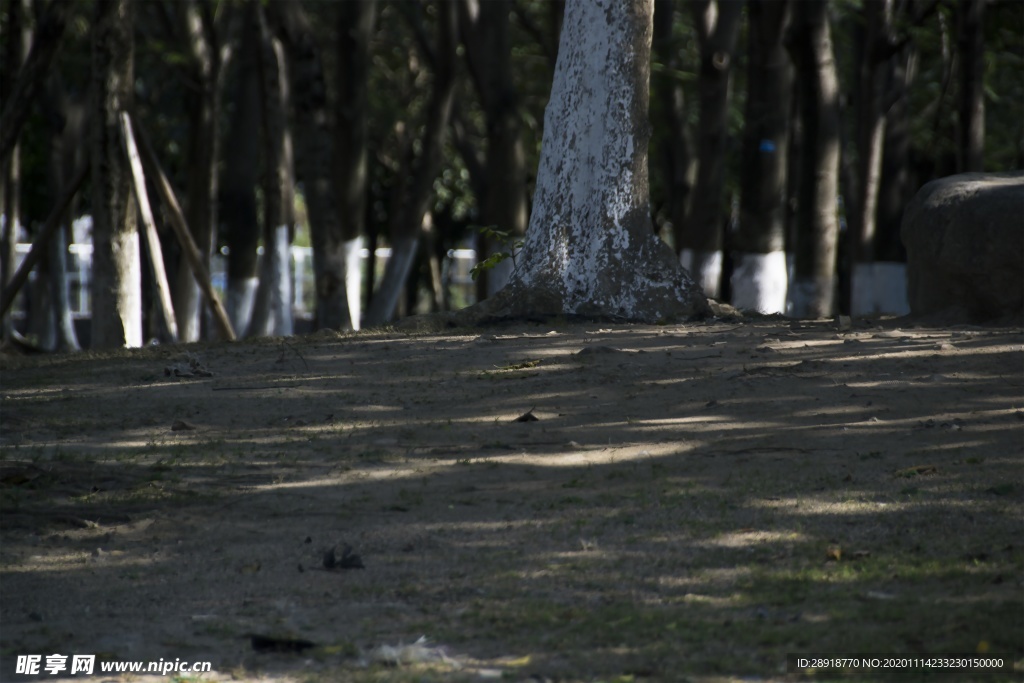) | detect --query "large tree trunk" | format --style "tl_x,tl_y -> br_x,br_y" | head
333,0 -> 376,329
957,0 -> 985,172
459,0 -> 528,299
652,0 -> 696,257
91,0 -> 142,349
680,0 -> 743,299
222,1 -> 262,336
472,0 -> 709,324
363,2 -> 458,326
733,0 -> 792,314
786,0 -> 842,319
